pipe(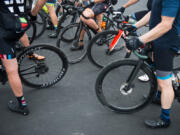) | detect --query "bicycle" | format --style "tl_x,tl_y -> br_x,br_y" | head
95,42 -> 180,113
56,5 -> 117,64
87,10 -> 148,68
0,44 -> 68,88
